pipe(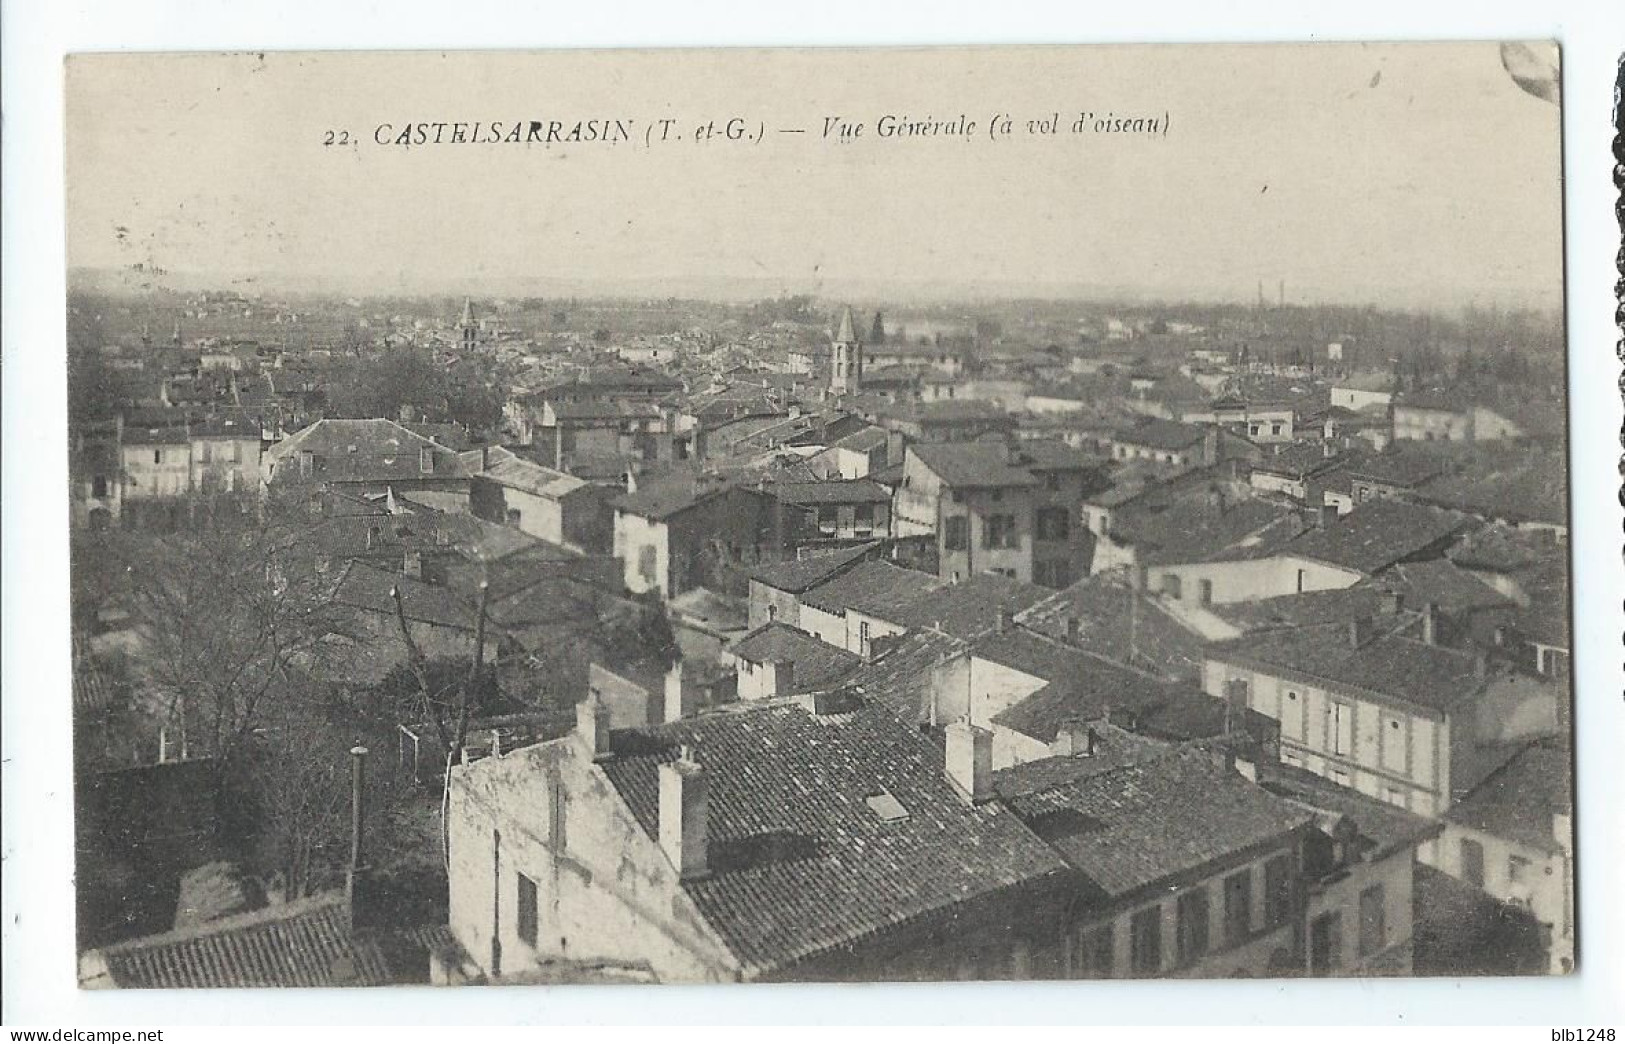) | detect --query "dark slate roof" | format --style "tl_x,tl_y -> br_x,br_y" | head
1003,751 -> 1312,898
799,560 -> 947,618
887,574 -> 1053,640
598,698 -> 1069,976
769,479 -> 893,505
1280,499 -> 1475,574
1444,736 -> 1571,854
907,442 -> 1036,489
727,623 -> 861,690
1206,620 -> 1496,715
745,542 -> 882,593
1110,418 -> 1208,452
1253,761 -> 1442,862
88,893 -> 446,988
